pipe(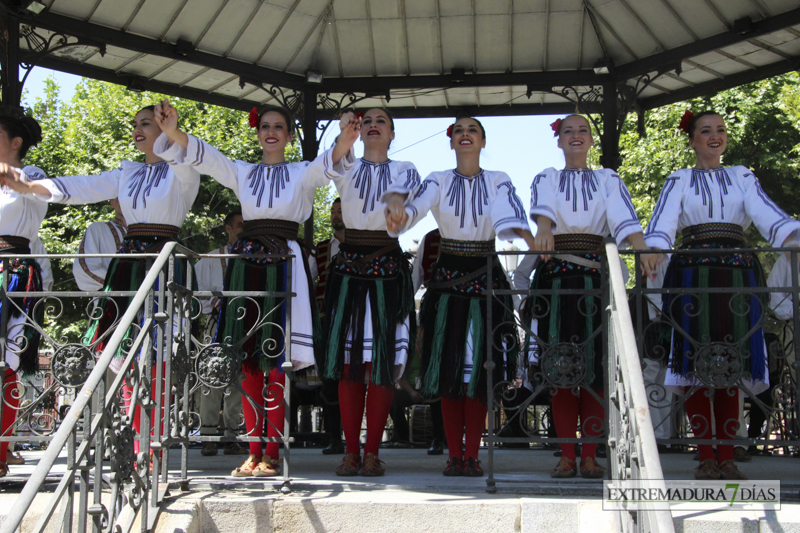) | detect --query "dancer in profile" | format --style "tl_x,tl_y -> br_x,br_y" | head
385,116 -> 535,476
1,102 -> 201,466
0,107 -> 47,477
